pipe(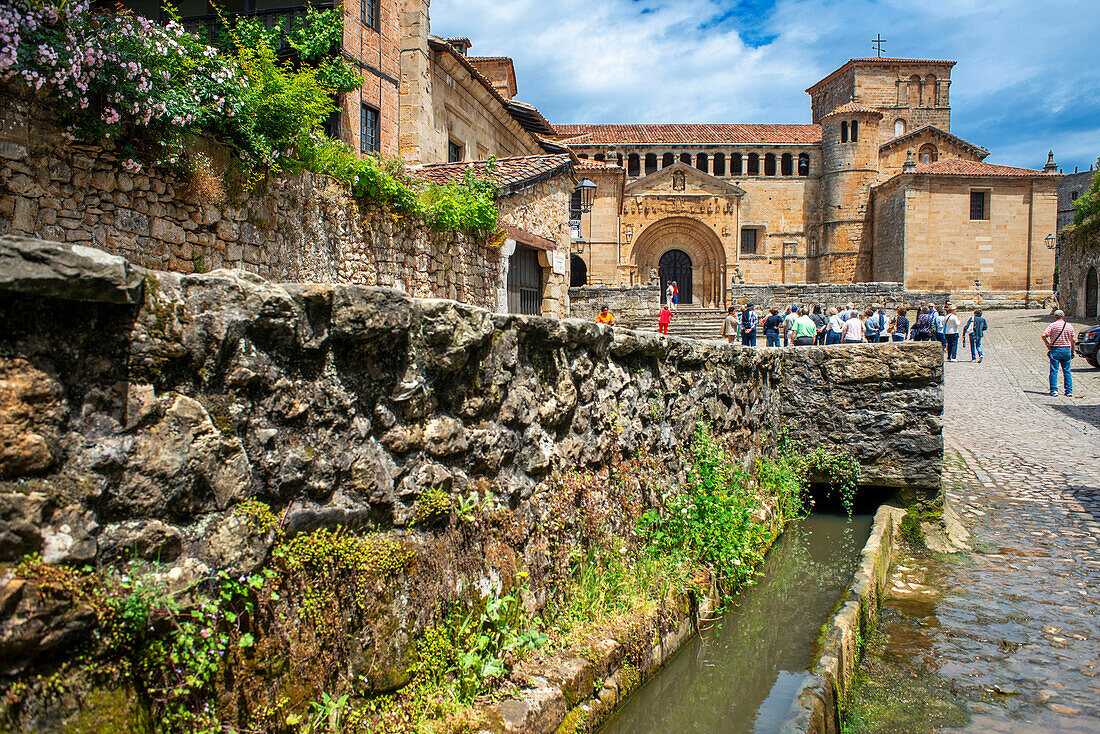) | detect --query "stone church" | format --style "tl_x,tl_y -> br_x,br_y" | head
558,58 -> 1059,305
